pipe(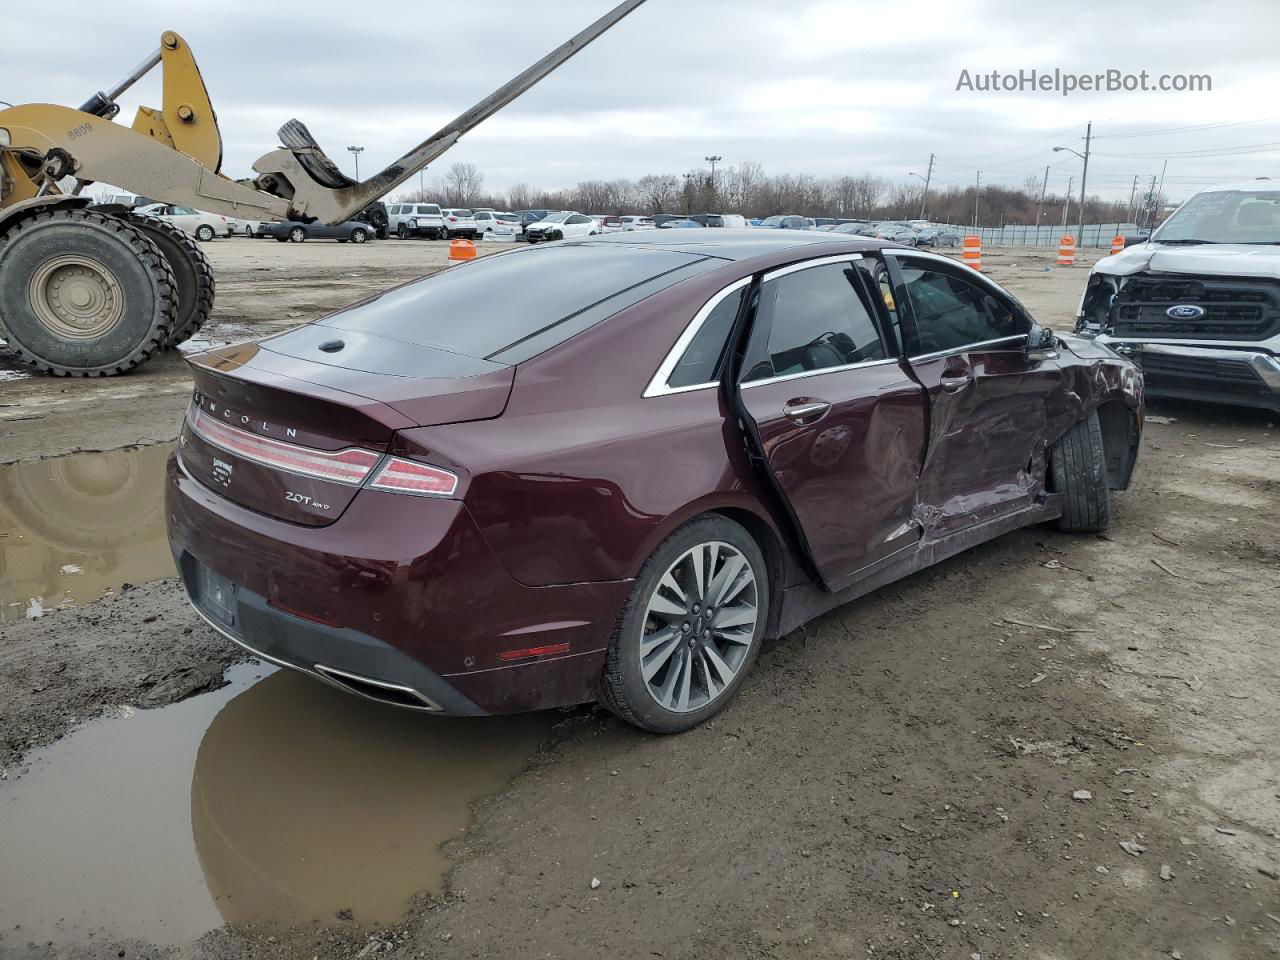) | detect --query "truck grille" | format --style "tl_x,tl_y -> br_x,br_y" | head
1109,275 -> 1280,341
